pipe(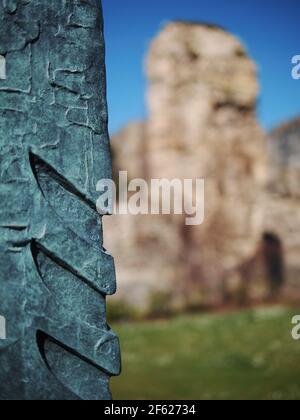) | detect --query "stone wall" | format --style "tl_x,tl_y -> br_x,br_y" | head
263,117 -> 300,301
105,22 -> 268,309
